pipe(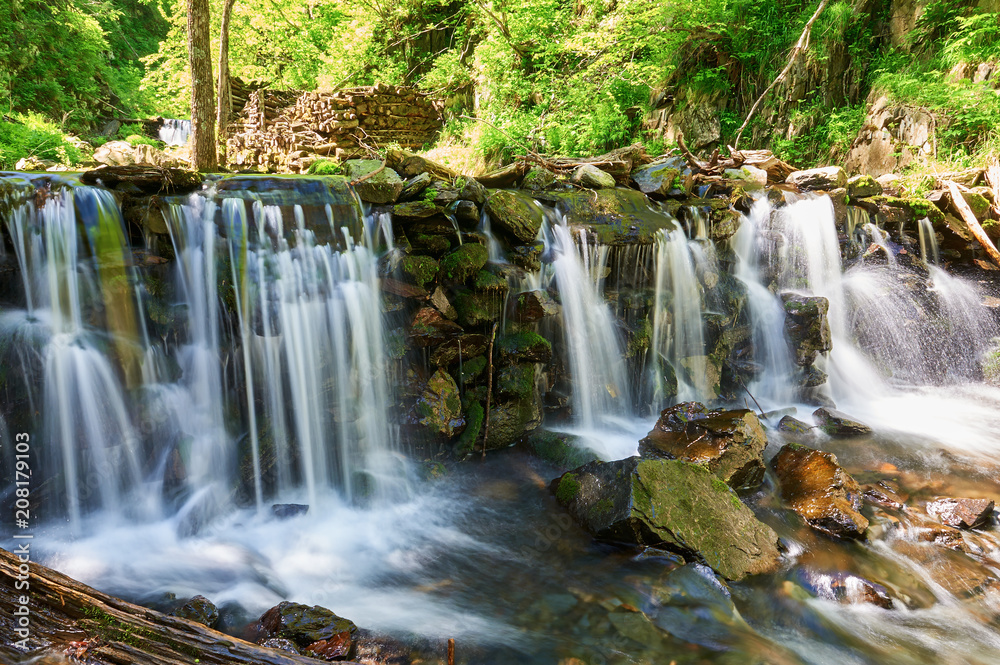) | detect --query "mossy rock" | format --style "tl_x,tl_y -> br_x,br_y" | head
394,200 -> 441,218
525,430 -> 599,471
401,255 -> 439,287
552,188 -> 680,245
410,232 -> 452,255
485,394 -> 542,449
456,354 -> 487,385
453,290 -> 504,327
521,168 -> 558,191
259,601 -> 358,648
497,331 -> 552,364
857,195 -> 945,228
343,160 -> 404,204
552,458 -> 781,580
473,269 -> 509,293
631,163 -> 682,198
485,190 -> 545,243
439,243 -> 488,282
498,363 -> 536,399
455,401 -> 485,457
846,174 -> 880,199
415,369 -> 465,437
